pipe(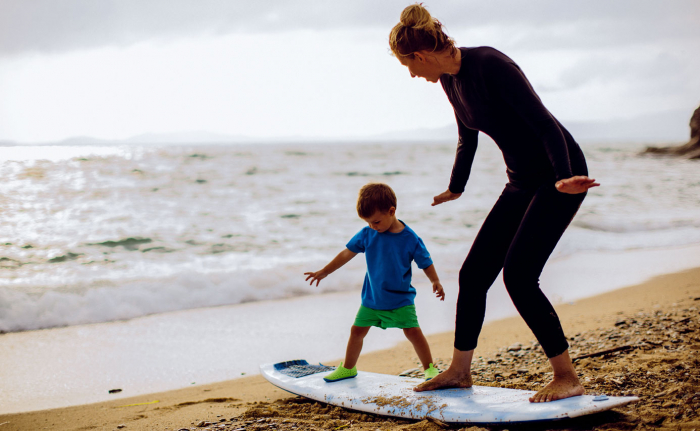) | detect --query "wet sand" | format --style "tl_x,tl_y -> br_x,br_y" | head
1,266 -> 698,431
